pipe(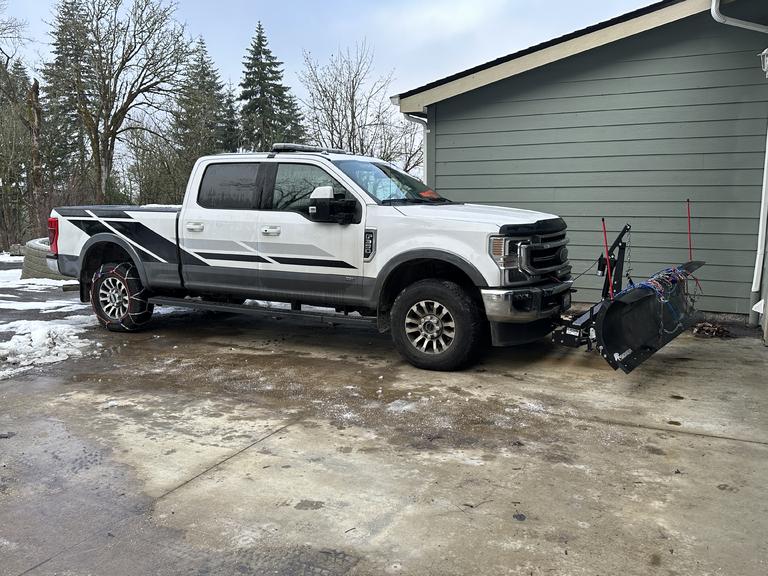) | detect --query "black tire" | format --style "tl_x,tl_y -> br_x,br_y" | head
390,279 -> 483,371
90,262 -> 153,331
